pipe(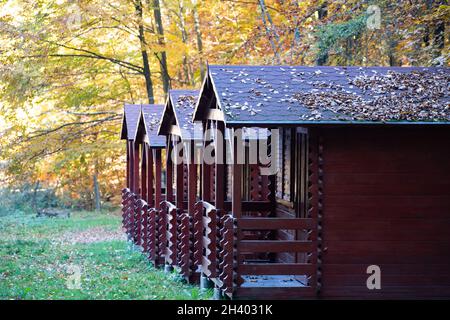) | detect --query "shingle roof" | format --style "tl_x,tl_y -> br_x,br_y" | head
202,65 -> 449,124
159,89 -> 201,140
120,104 -> 141,140
170,89 -> 200,132
141,104 -> 166,147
